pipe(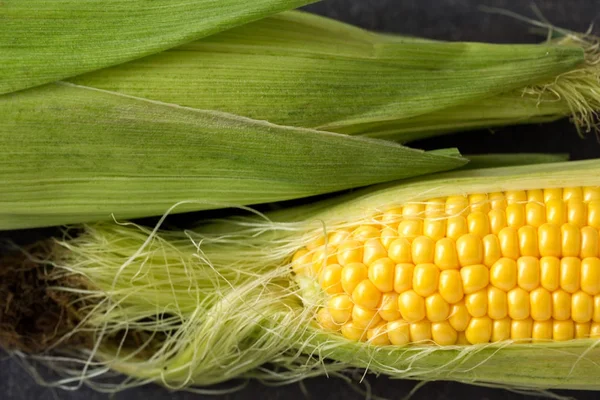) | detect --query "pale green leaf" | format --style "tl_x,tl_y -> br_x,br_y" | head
0,83 -> 466,230
462,153 -> 570,169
